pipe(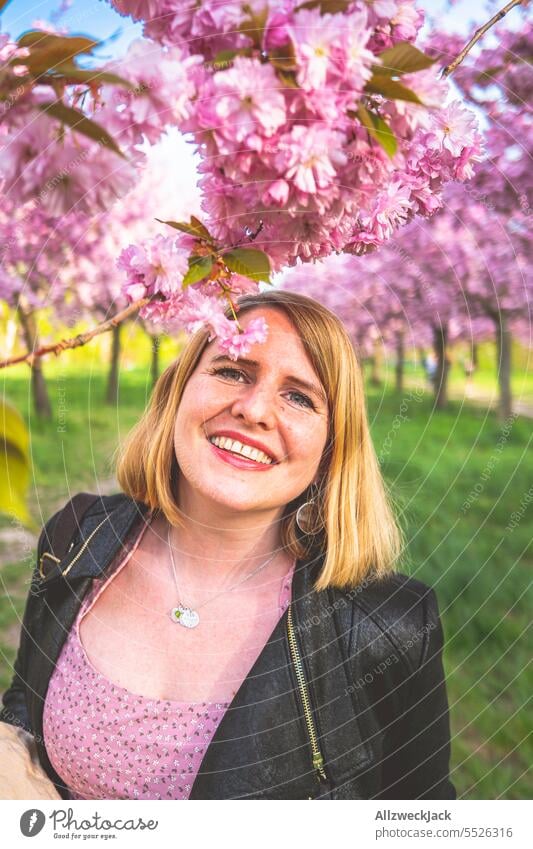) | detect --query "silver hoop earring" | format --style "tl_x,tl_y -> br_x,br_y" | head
295,484 -> 323,535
